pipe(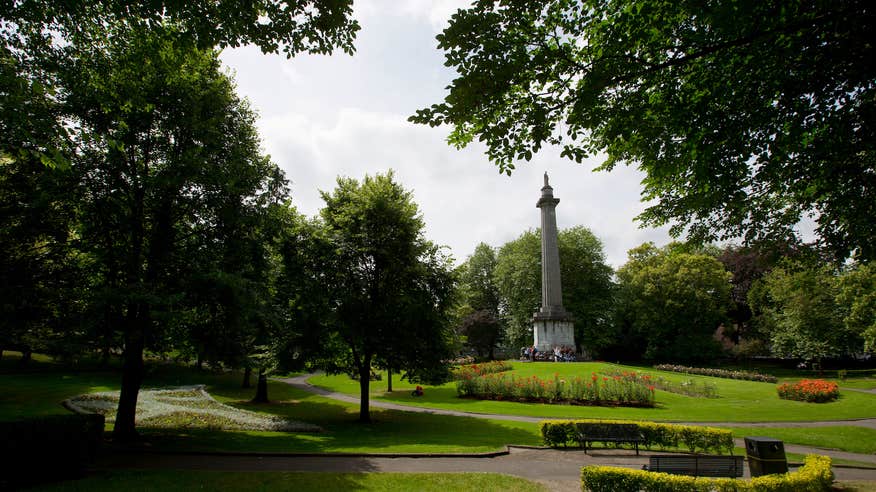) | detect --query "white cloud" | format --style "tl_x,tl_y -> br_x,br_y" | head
221,3 -> 673,269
